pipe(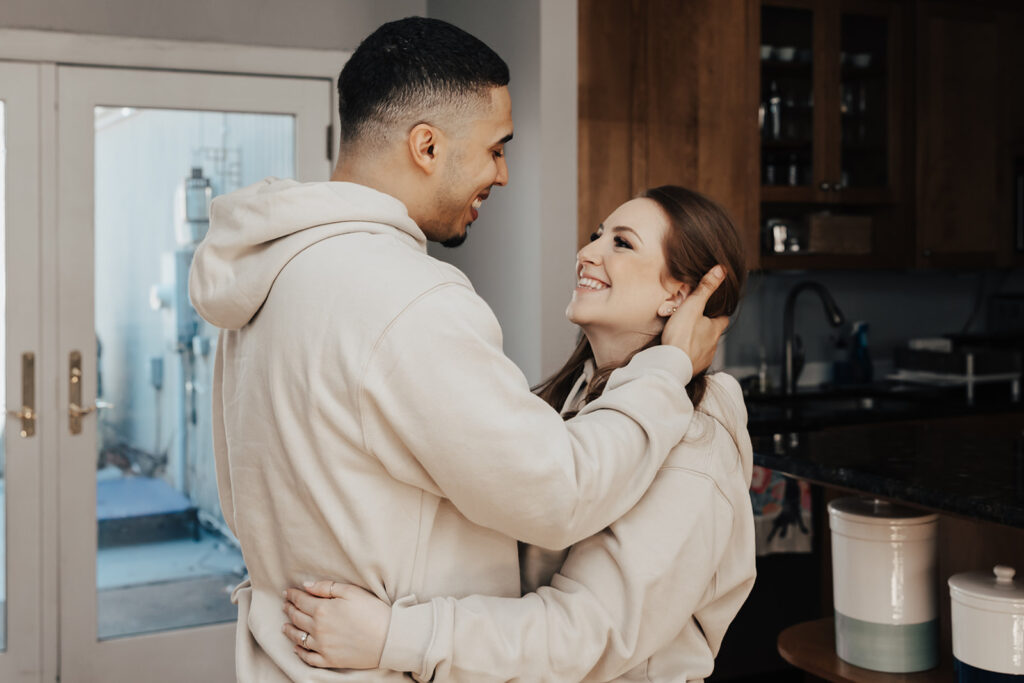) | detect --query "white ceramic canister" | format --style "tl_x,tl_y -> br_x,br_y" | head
949,565 -> 1024,681
828,497 -> 939,672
